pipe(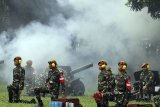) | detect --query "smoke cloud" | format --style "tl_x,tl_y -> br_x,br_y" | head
0,0 -> 160,93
